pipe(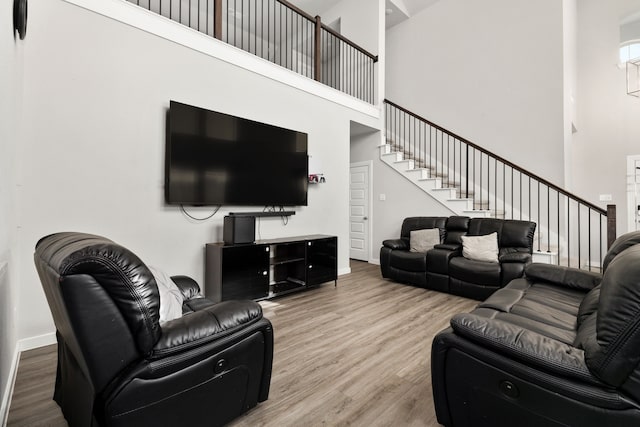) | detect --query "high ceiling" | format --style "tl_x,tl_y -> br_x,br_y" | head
288,0 -> 441,28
